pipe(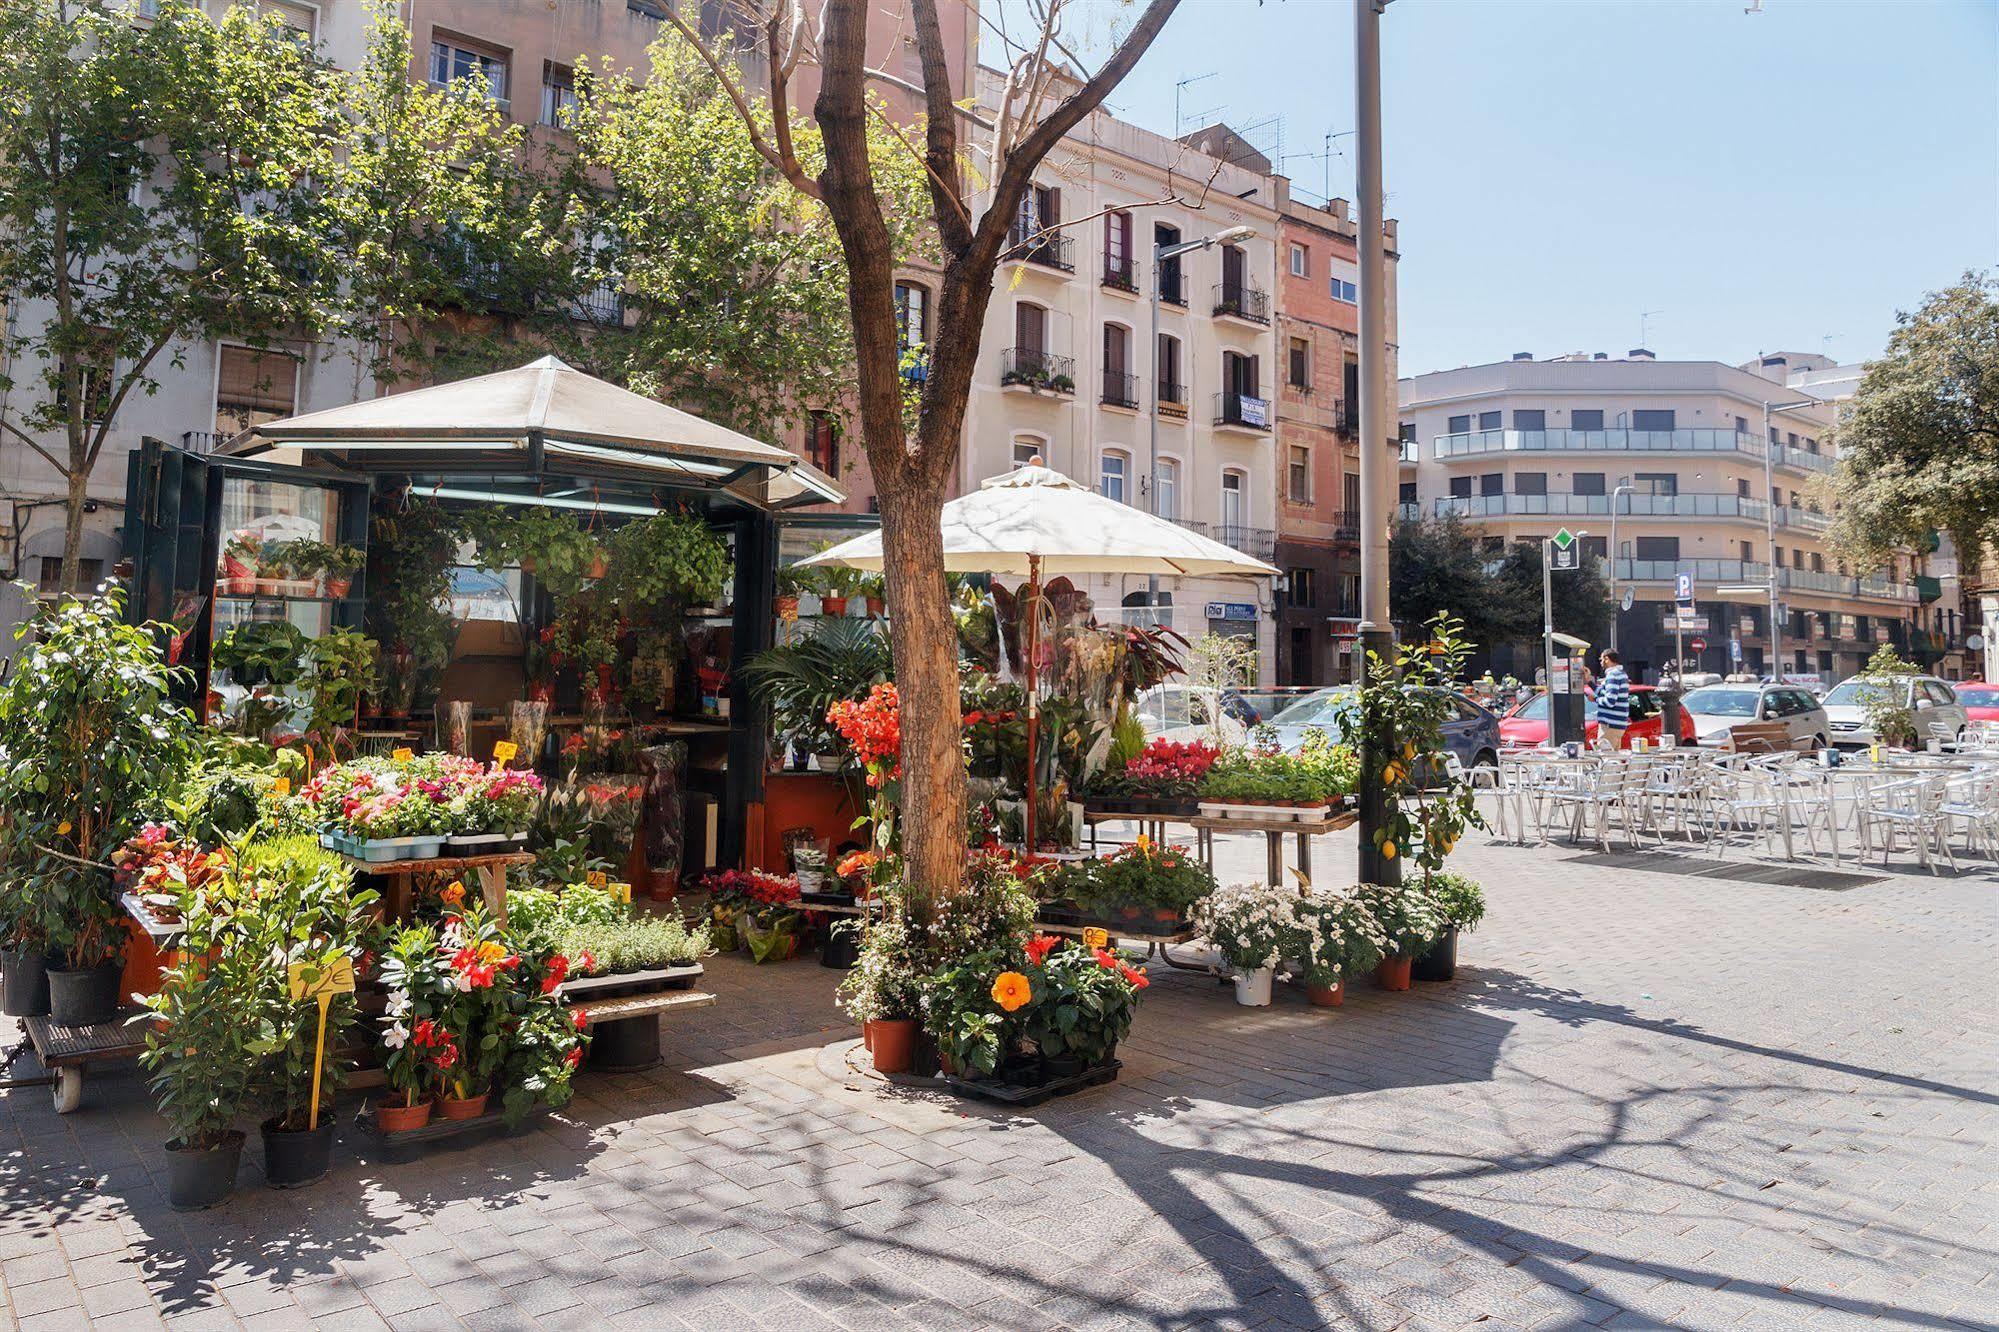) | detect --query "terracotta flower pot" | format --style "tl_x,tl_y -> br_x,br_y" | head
862,1018 -> 875,1052
326,577 -> 352,599
1375,956 -> 1413,992
870,1018 -> 917,1074
820,595 -> 849,617
373,1098 -> 433,1133
437,1091 -> 489,1121
864,596 -> 885,618
1306,981 -> 1345,1008
775,594 -> 800,620
589,553 -> 610,580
